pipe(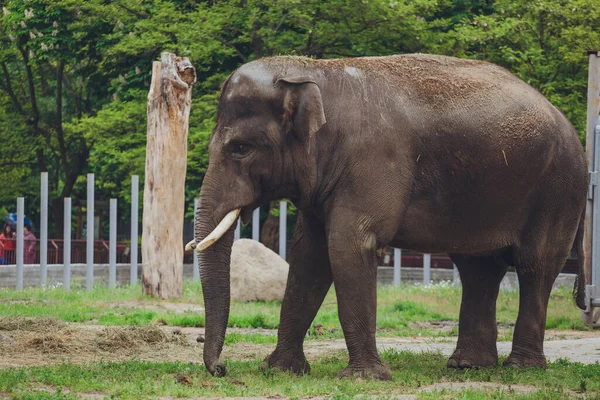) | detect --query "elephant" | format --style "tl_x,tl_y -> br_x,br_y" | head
187,53 -> 588,380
